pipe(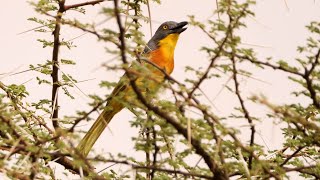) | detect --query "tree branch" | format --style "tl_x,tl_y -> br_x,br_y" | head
280,146 -> 305,167
68,98 -> 109,132
188,5 -> 249,98
98,159 -> 214,179
238,54 -> 304,77
303,48 -> 320,108
231,55 -> 255,170
64,0 -> 107,11
51,0 -> 65,130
